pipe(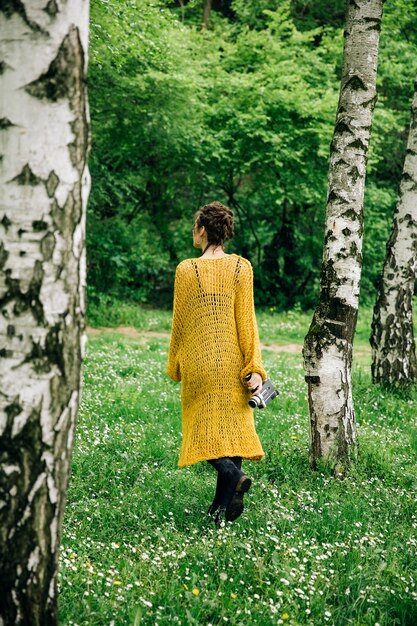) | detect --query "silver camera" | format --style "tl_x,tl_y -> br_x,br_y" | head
244,374 -> 279,409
